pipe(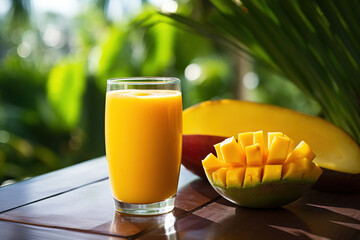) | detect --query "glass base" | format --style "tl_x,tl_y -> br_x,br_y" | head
114,196 -> 175,216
